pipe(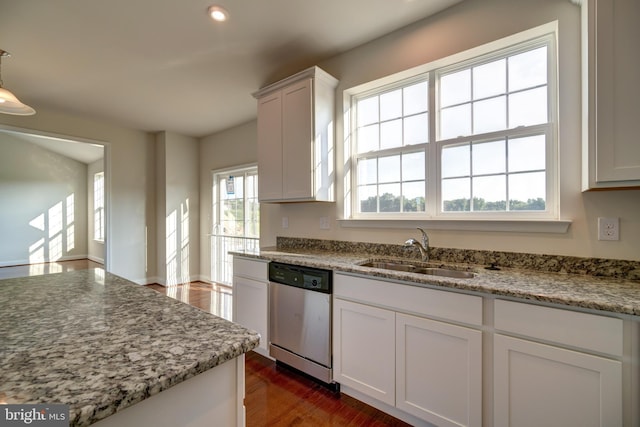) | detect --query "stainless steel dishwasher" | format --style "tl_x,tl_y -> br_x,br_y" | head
268,261 -> 335,386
